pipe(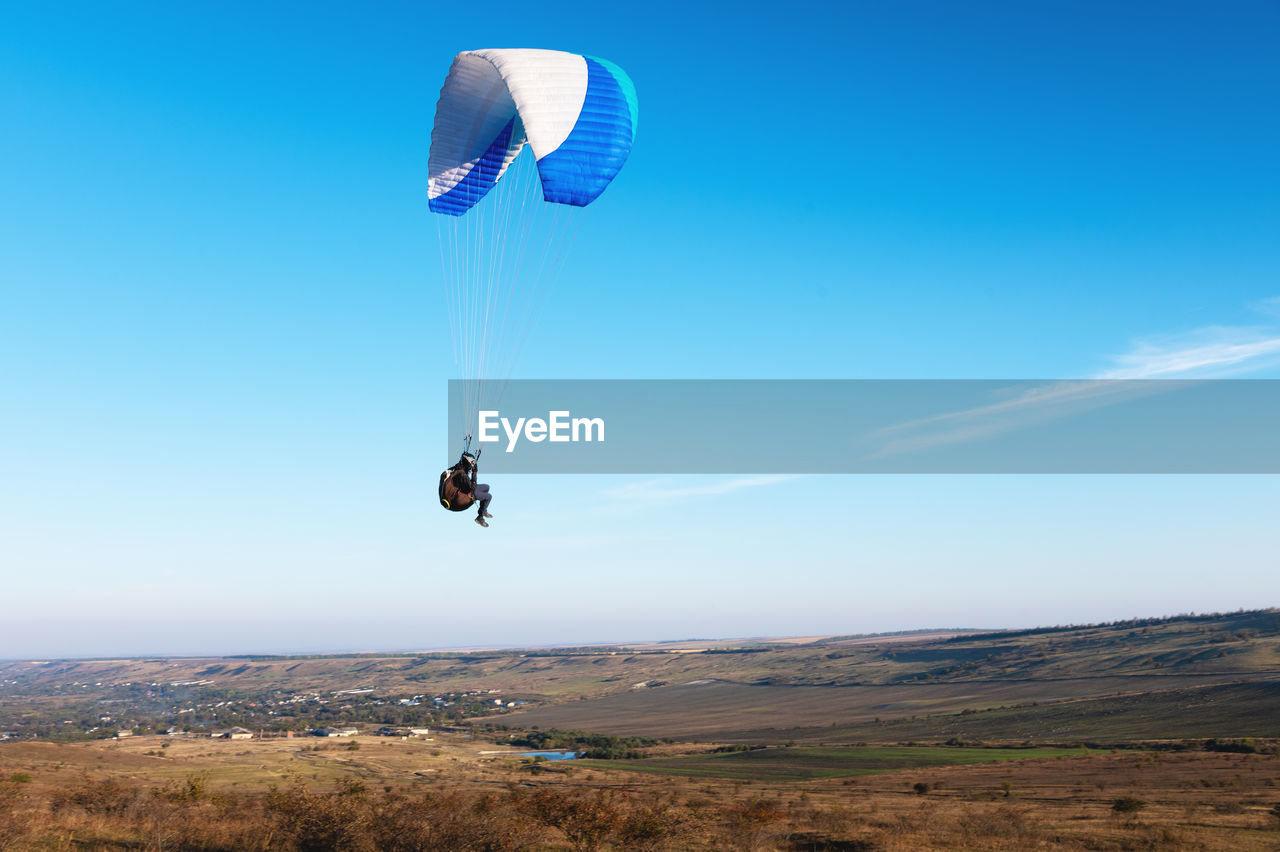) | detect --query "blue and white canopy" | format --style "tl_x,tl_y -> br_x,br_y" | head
427,49 -> 638,216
